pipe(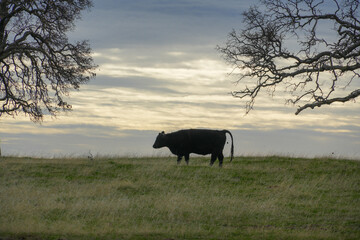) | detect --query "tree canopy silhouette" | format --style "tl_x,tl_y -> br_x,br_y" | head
218,0 -> 359,115
0,0 -> 96,122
